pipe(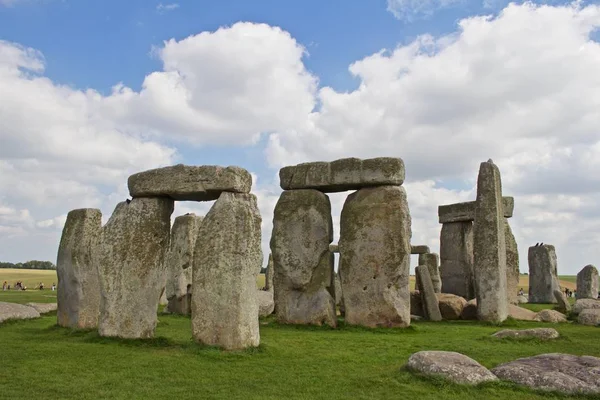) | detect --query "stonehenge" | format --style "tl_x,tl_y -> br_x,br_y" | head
473,160 -> 508,323
272,157 -> 411,328
191,192 -> 262,350
576,265 -> 598,300
528,244 -> 560,303
164,214 -> 203,315
271,189 -> 336,327
97,197 -> 173,339
57,163 -> 262,349
56,208 -> 102,329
